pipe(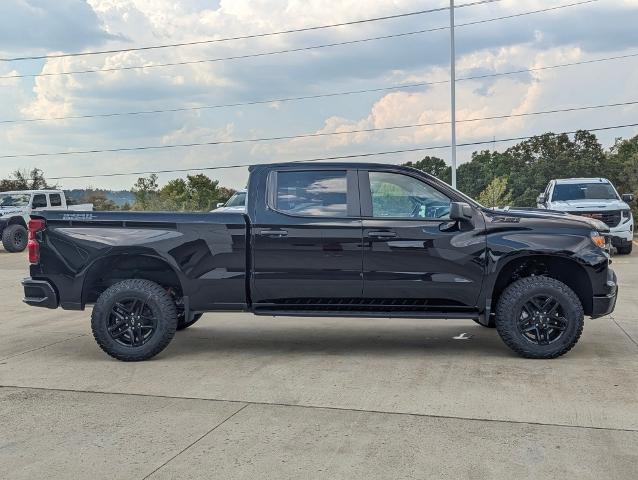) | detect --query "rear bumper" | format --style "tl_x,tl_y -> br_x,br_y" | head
22,278 -> 59,309
591,268 -> 618,318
